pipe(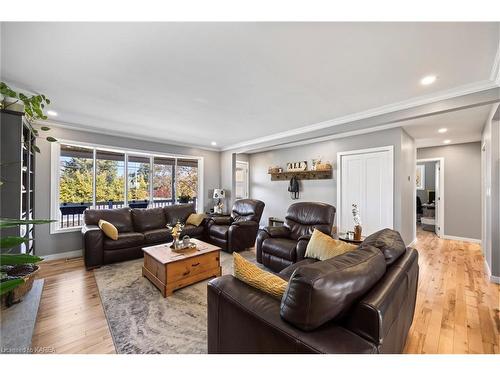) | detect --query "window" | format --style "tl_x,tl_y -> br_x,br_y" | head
153,157 -> 175,207
52,142 -> 202,232
128,155 -> 150,203
176,158 -> 198,202
235,161 -> 249,199
96,150 -> 125,209
58,145 -> 94,228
